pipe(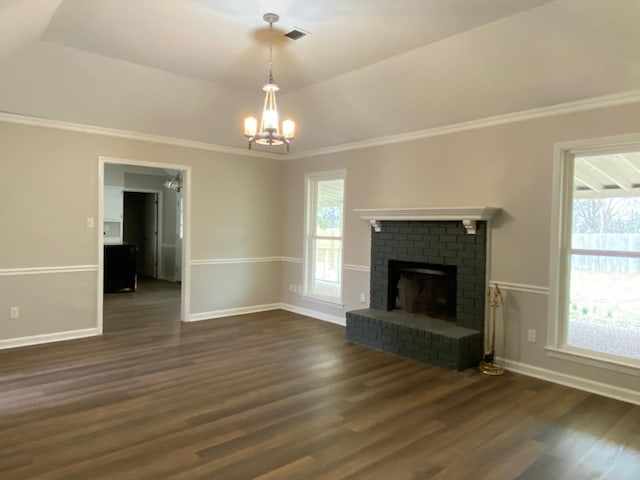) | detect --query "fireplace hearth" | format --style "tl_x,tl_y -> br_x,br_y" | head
346,218 -> 490,370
